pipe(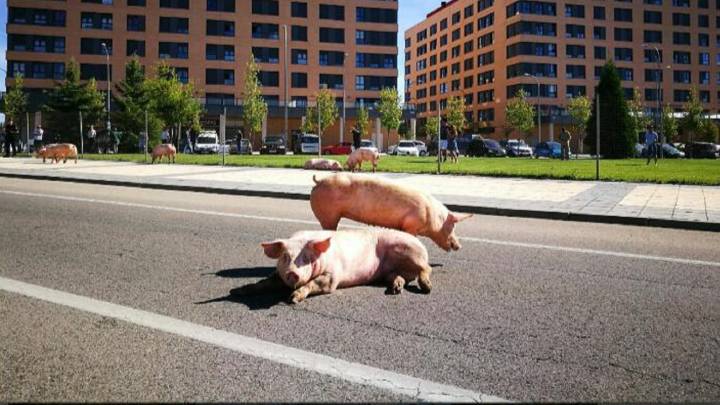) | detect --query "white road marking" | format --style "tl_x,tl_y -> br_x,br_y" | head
0,276 -> 507,403
3,189 -> 719,268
